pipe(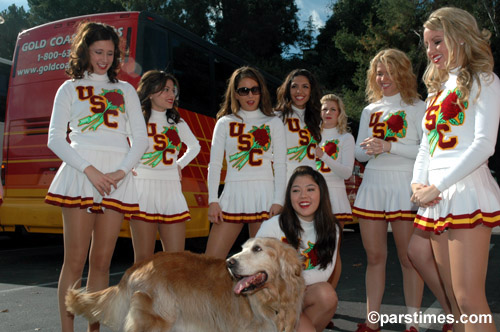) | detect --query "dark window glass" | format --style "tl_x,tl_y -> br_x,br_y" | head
140,25 -> 169,73
214,56 -> 238,114
0,63 -> 10,122
170,33 -> 211,117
